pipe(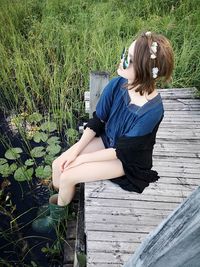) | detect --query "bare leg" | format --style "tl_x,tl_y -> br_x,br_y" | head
52,137 -> 105,190
57,159 -> 125,206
